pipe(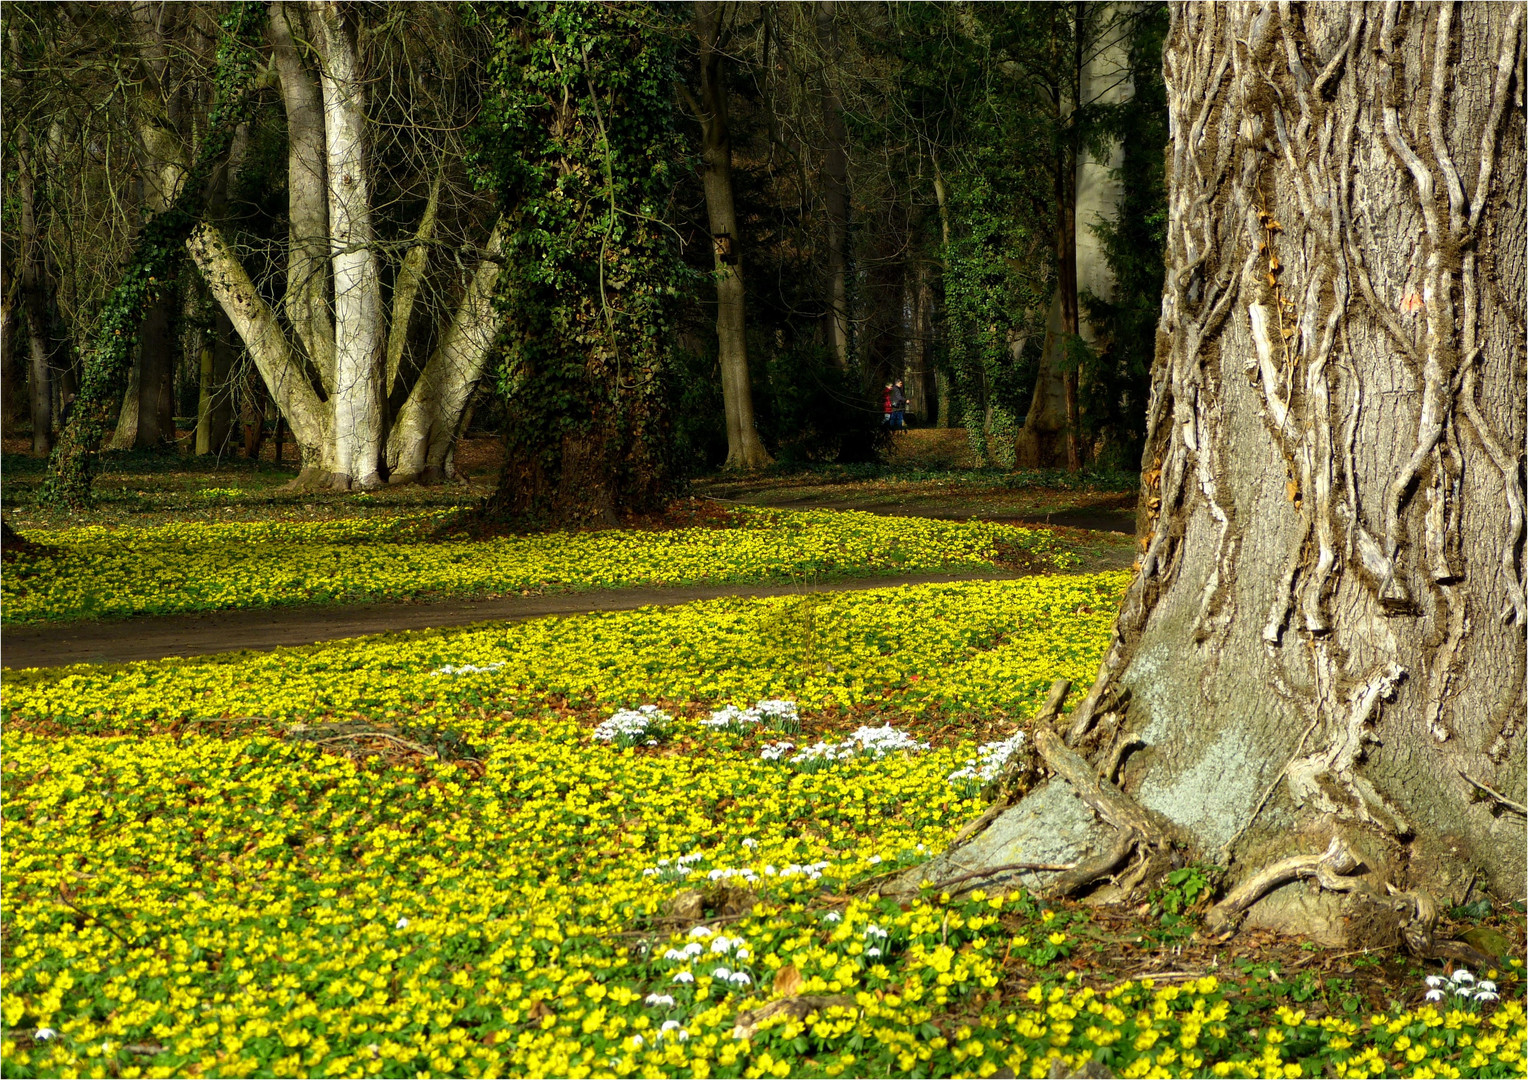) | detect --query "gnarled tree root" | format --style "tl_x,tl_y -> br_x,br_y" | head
1027,680 -> 1172,901
1203,837 -> 1362,937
